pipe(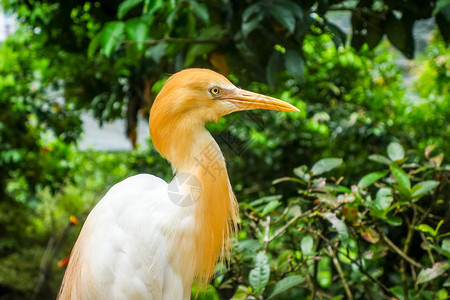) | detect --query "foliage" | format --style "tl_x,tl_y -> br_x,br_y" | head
0,150 -> 157,299
0,1 -> 449,299
0,29 -> 81,297
209,142 -> 449,299
1,0 -> 449,147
